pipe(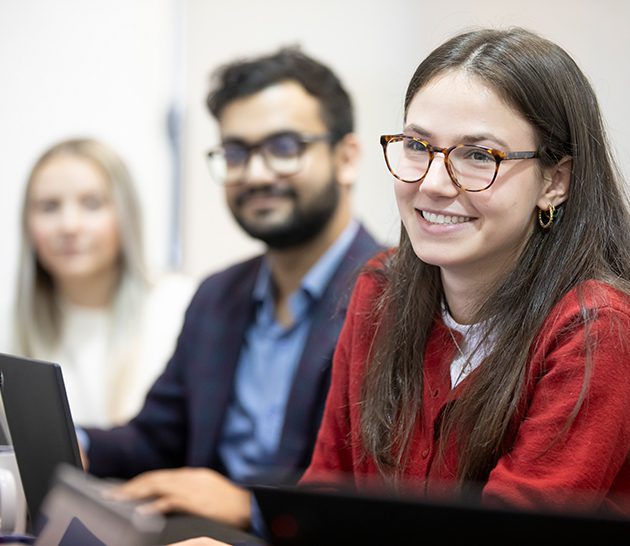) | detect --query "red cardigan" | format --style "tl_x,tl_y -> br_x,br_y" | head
301,269 -> 630,514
